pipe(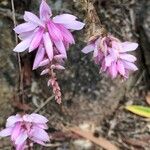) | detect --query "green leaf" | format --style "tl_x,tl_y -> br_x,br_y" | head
126,105 -> 150,118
